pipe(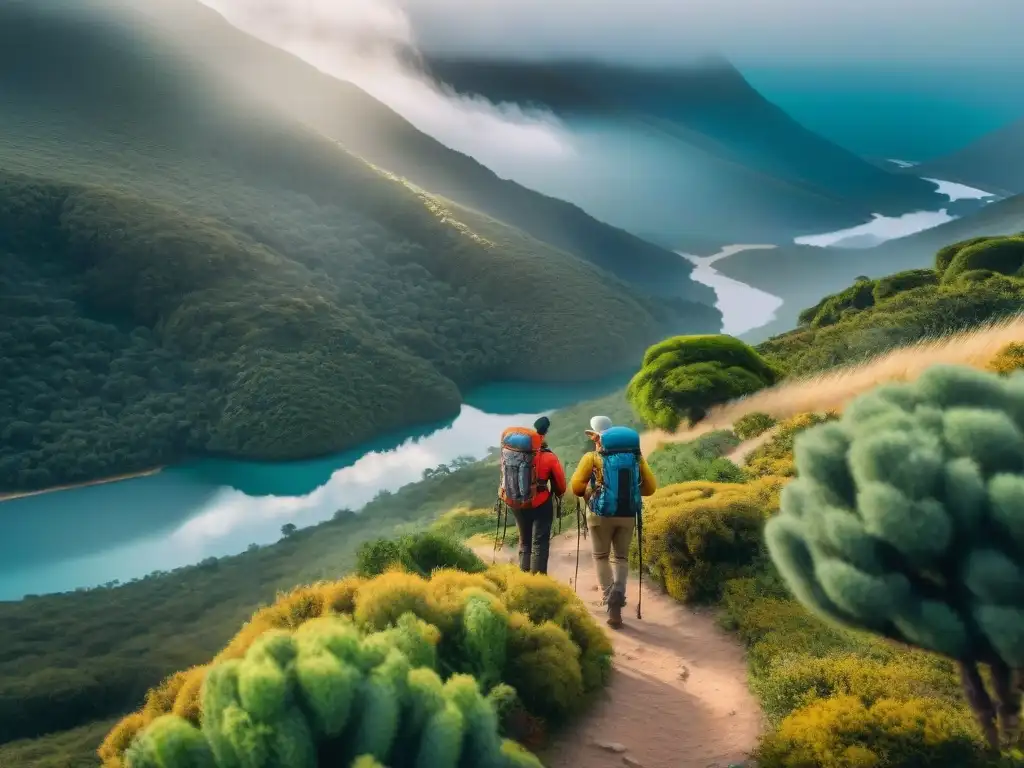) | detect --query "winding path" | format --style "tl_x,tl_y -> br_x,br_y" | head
482,532 -> 762,768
